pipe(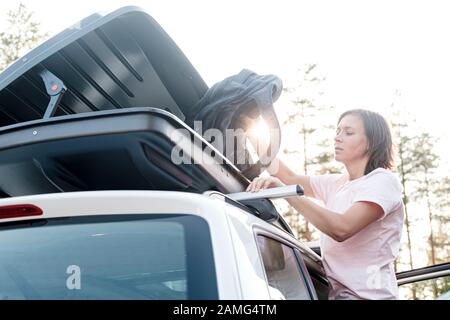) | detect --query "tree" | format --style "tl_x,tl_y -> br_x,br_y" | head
410,133 -> 440,264
389,95 -> 420,299
429,174 -> 450,267
282,64 -> 323,174
434,177 -> 450,252
393,122 -> 417,270
309,129 -> 342,175
408,132 -> 442,297
280,64 -> 338,241
0,3 -> 48,71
